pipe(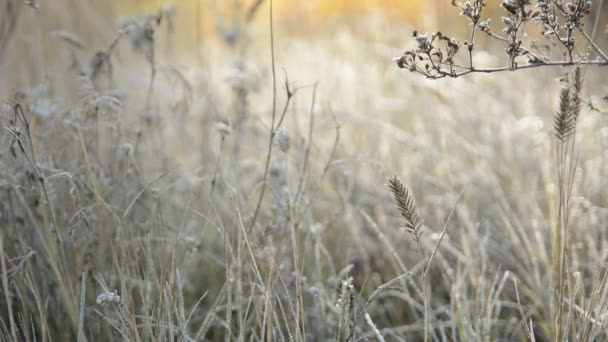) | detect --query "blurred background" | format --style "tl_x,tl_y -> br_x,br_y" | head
1,0 -> 607,94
